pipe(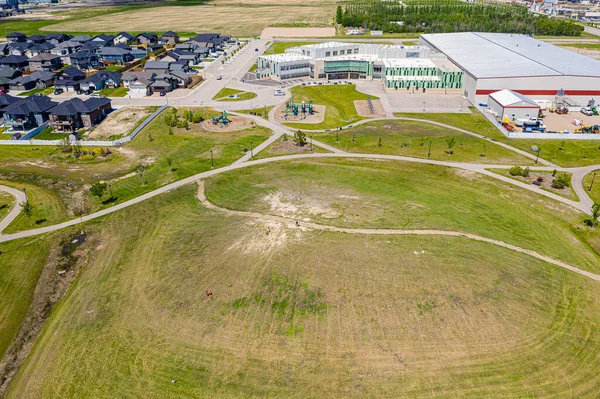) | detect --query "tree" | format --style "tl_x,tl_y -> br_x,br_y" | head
137,164 -> 146,185
336,5 -> 343,24
445,137 -> 456,154
90,182 -> 108,201
294,130 -> 307,146
378,137 -> 382,147
20,201 -> 33,219
552,173 -> 571,189
182,119 -> 189,130
591,202 -> 600,227
192,111 -> 204,123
